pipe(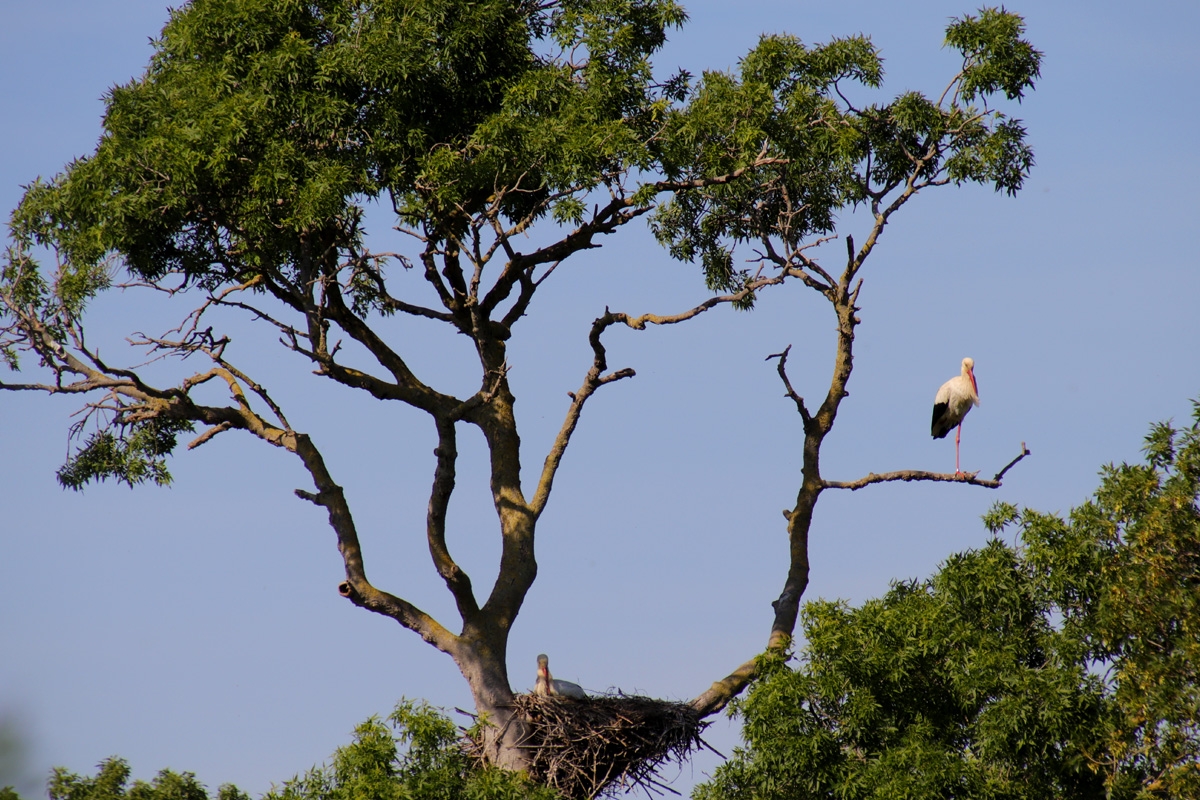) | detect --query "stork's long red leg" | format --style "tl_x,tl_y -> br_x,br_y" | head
955,423 -> 962,474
